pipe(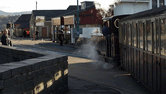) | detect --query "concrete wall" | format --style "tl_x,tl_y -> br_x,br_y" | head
0,45 -> 68,94
0,46 -> 43,64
